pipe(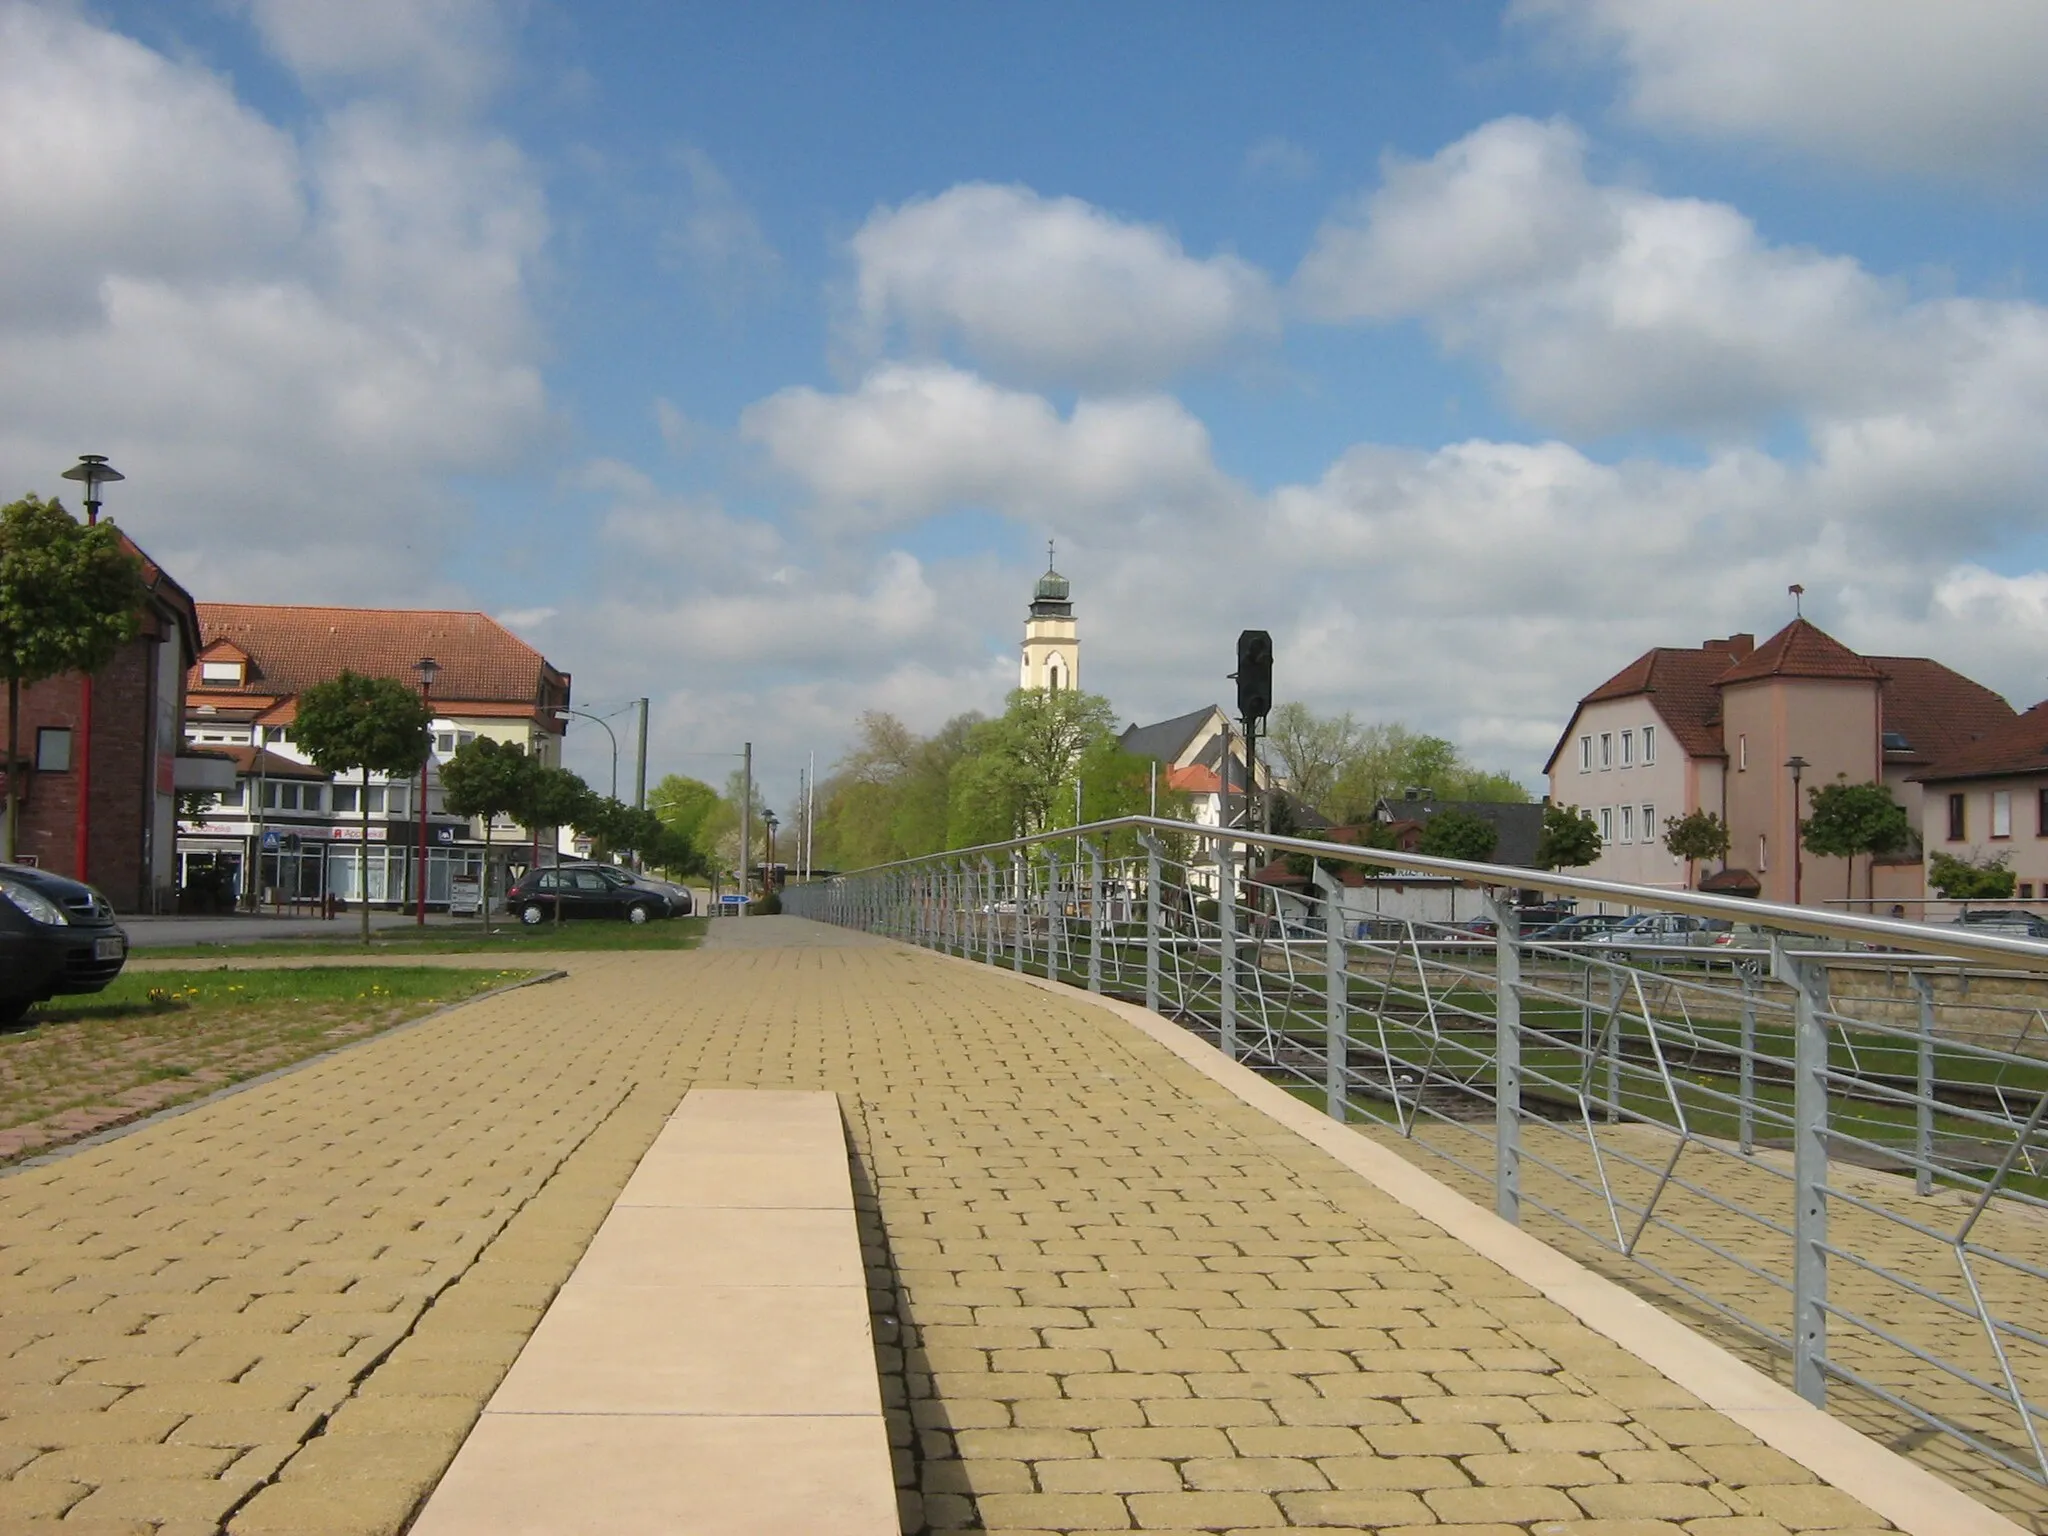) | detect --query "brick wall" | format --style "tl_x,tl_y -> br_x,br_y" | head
1,636 -> 163,910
